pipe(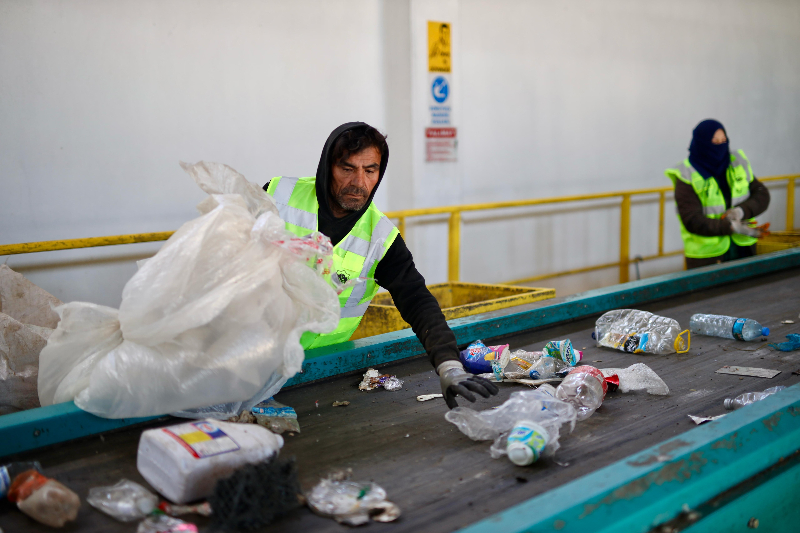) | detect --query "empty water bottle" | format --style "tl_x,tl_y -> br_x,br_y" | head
724,386 -> 785,410
555,366 -> 614,421
690,314 -> 769,341
594,309 -> 689,355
